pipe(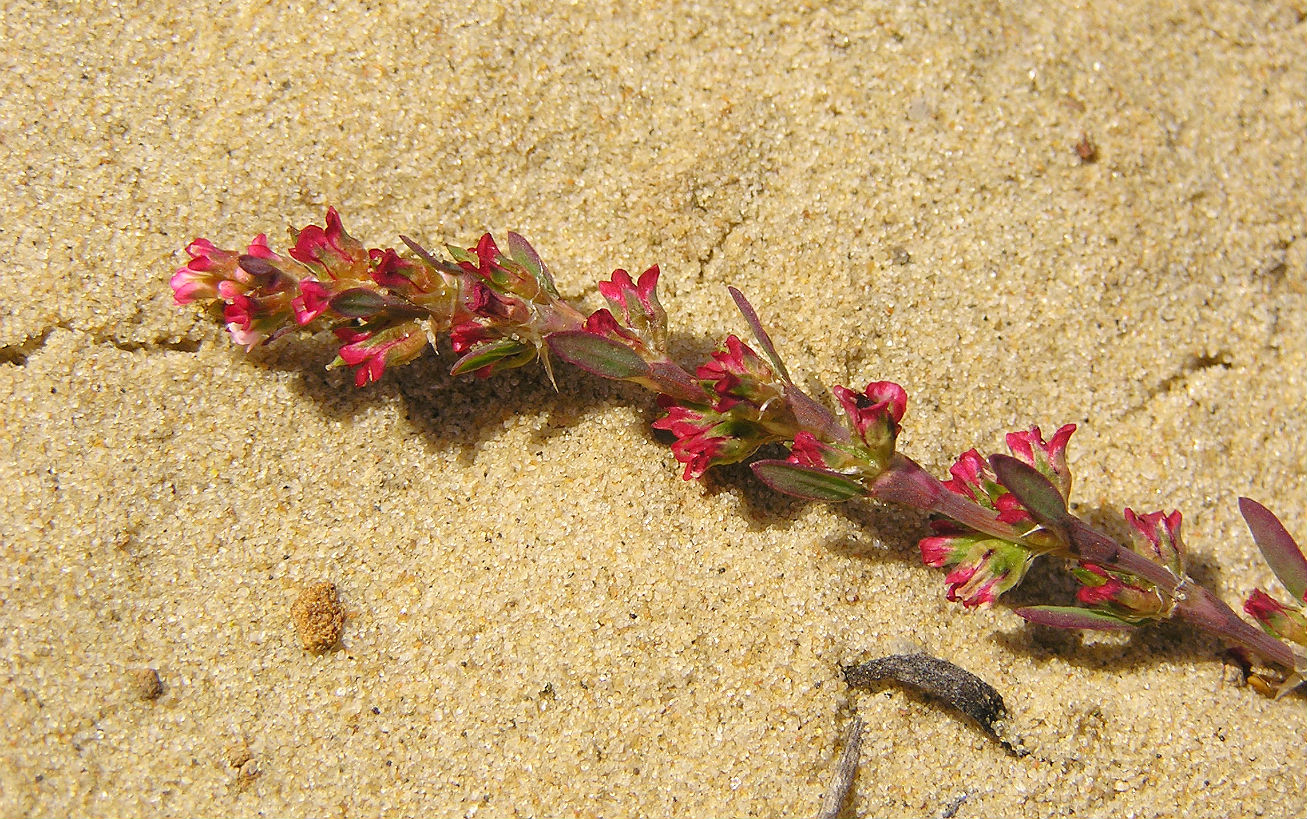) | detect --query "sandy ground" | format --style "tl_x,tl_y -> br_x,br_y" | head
2,1 -> 1305,816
